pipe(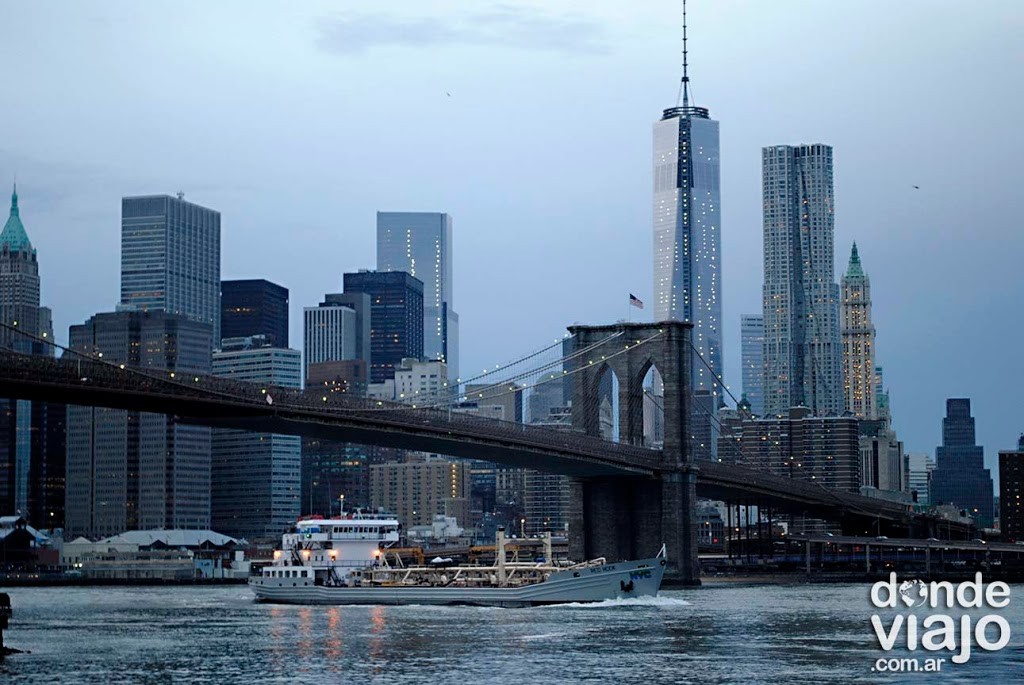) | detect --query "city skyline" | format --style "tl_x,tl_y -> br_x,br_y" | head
0,1 -> 1021,468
